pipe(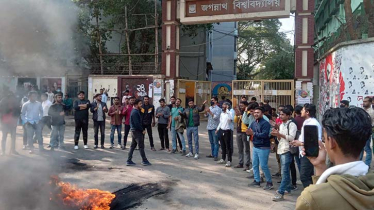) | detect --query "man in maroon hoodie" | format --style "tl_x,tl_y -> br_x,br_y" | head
122,96 -> 135,149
